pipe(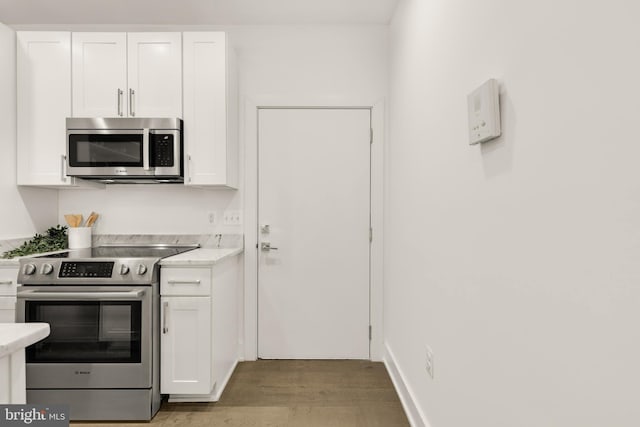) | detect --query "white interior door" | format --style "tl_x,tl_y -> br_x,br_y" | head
258,108 -> 371,359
